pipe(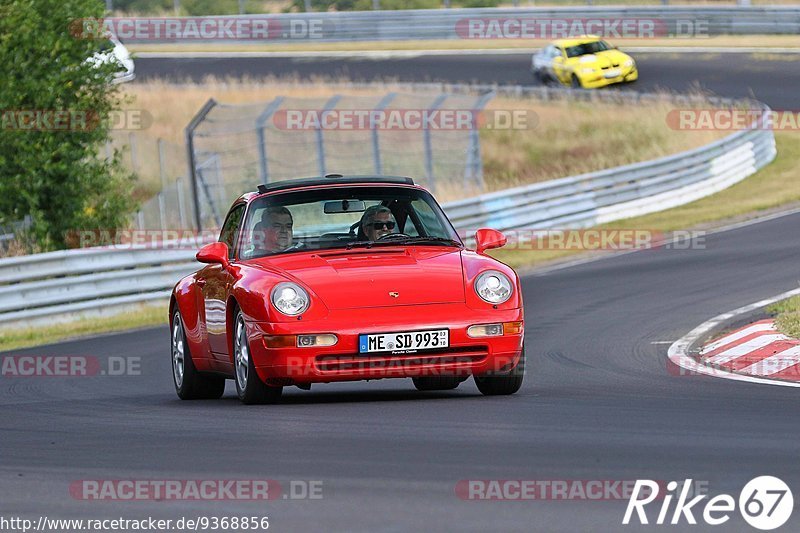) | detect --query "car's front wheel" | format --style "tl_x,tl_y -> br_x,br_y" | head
474,345 -> 525,396
171,311 -> 225,400
233,310 -> 283,405
571,74 -> 583,89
